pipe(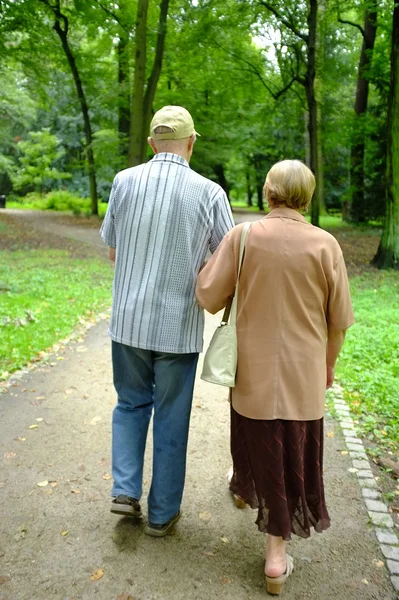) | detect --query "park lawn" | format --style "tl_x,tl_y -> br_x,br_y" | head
336,269 -> 399,453
231,201 -> 350,230
0,249 -> 113,376
6,200 -> 109,218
